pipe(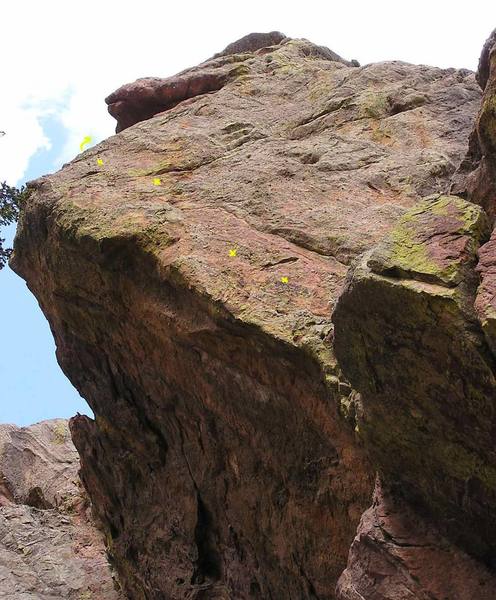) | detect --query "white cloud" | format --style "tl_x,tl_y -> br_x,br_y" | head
0,0 -> 492,186
0,104 -> 51,185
